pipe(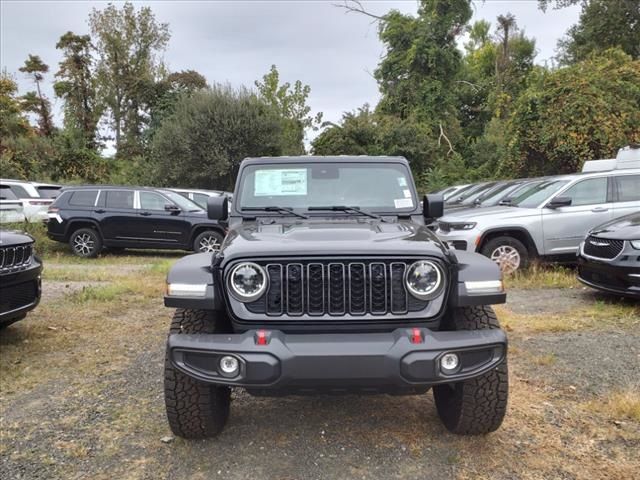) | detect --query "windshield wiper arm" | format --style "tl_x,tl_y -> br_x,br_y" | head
241,206 -> 308,219
308,205 -> 384,221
